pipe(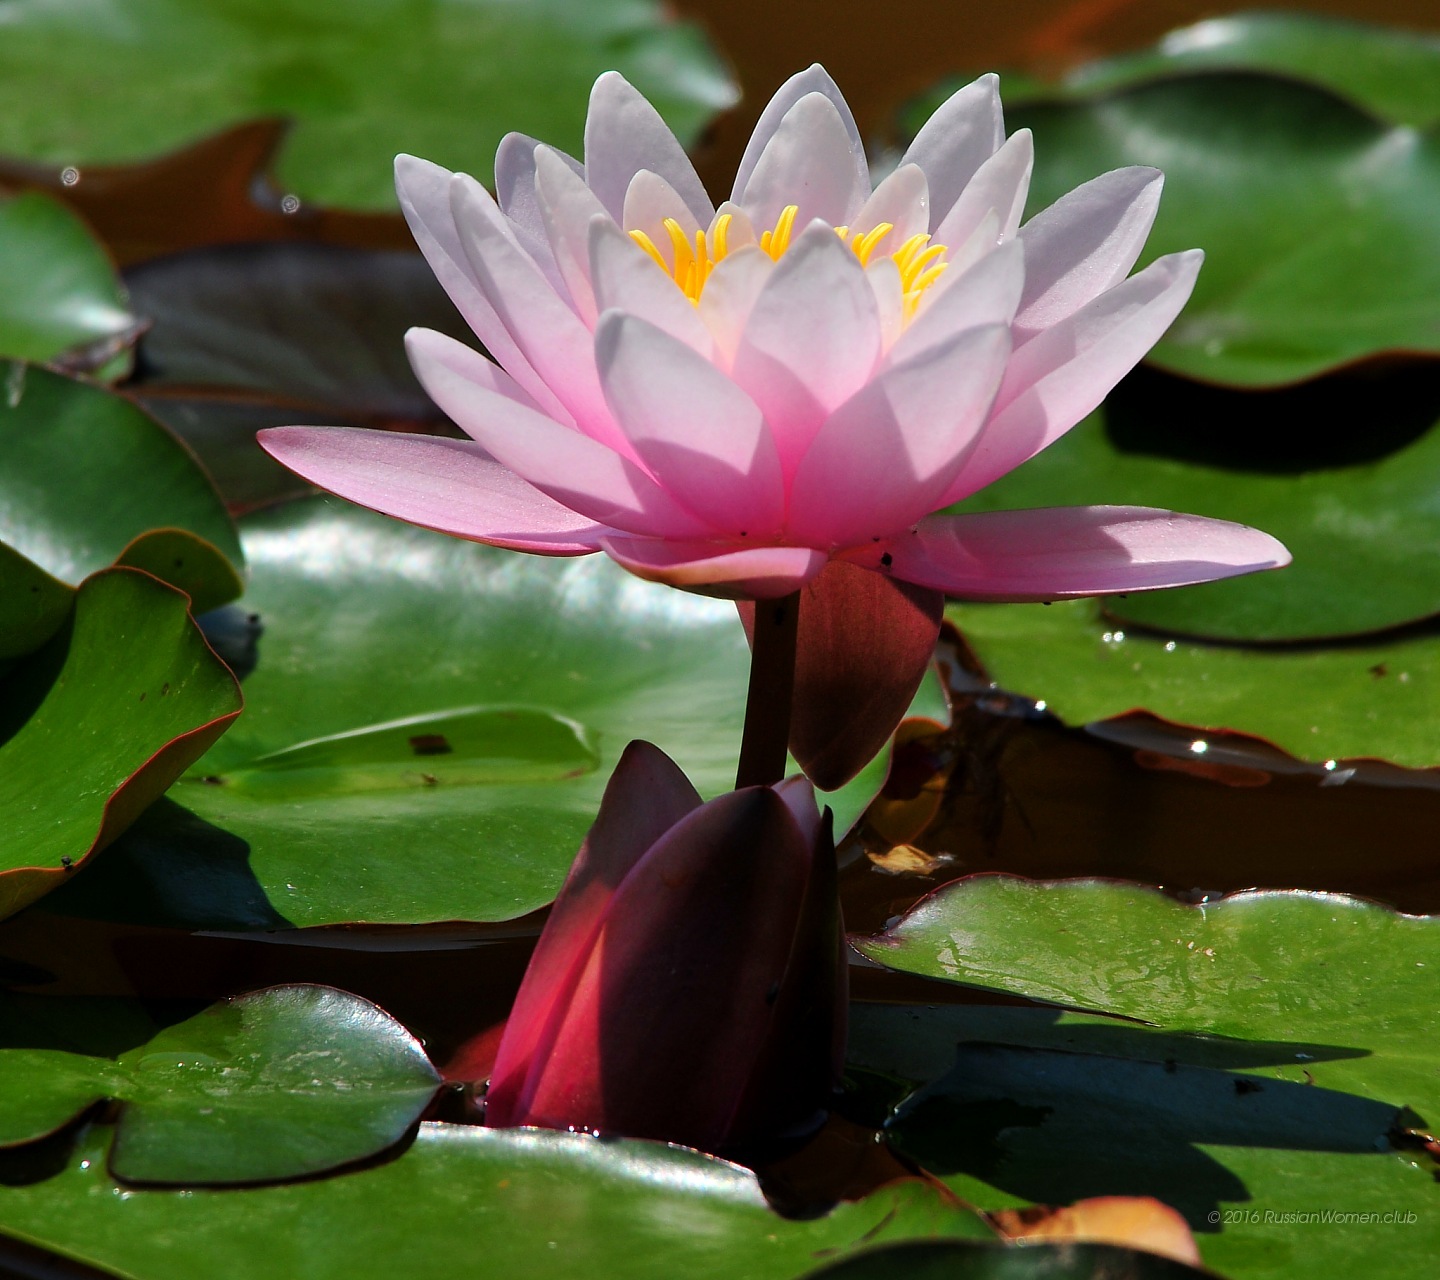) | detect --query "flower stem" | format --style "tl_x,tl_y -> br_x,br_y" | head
735,591 -> 801,789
